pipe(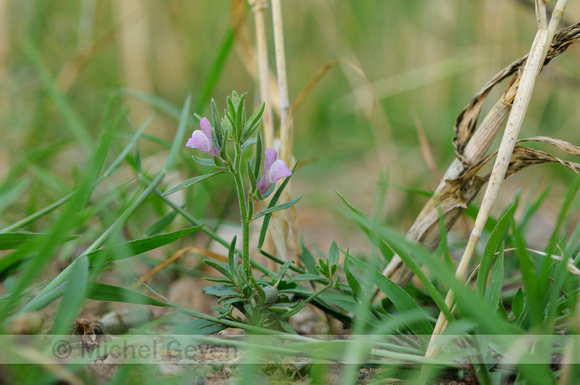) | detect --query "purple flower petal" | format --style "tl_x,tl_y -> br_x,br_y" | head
200,117 -> 212,139
267,160 -> 292,183
263,148 -> 277,176
185,117 -> 223,160
256,148 -> 292,196
186,130 -> 211,152
256,176 -> 269,195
